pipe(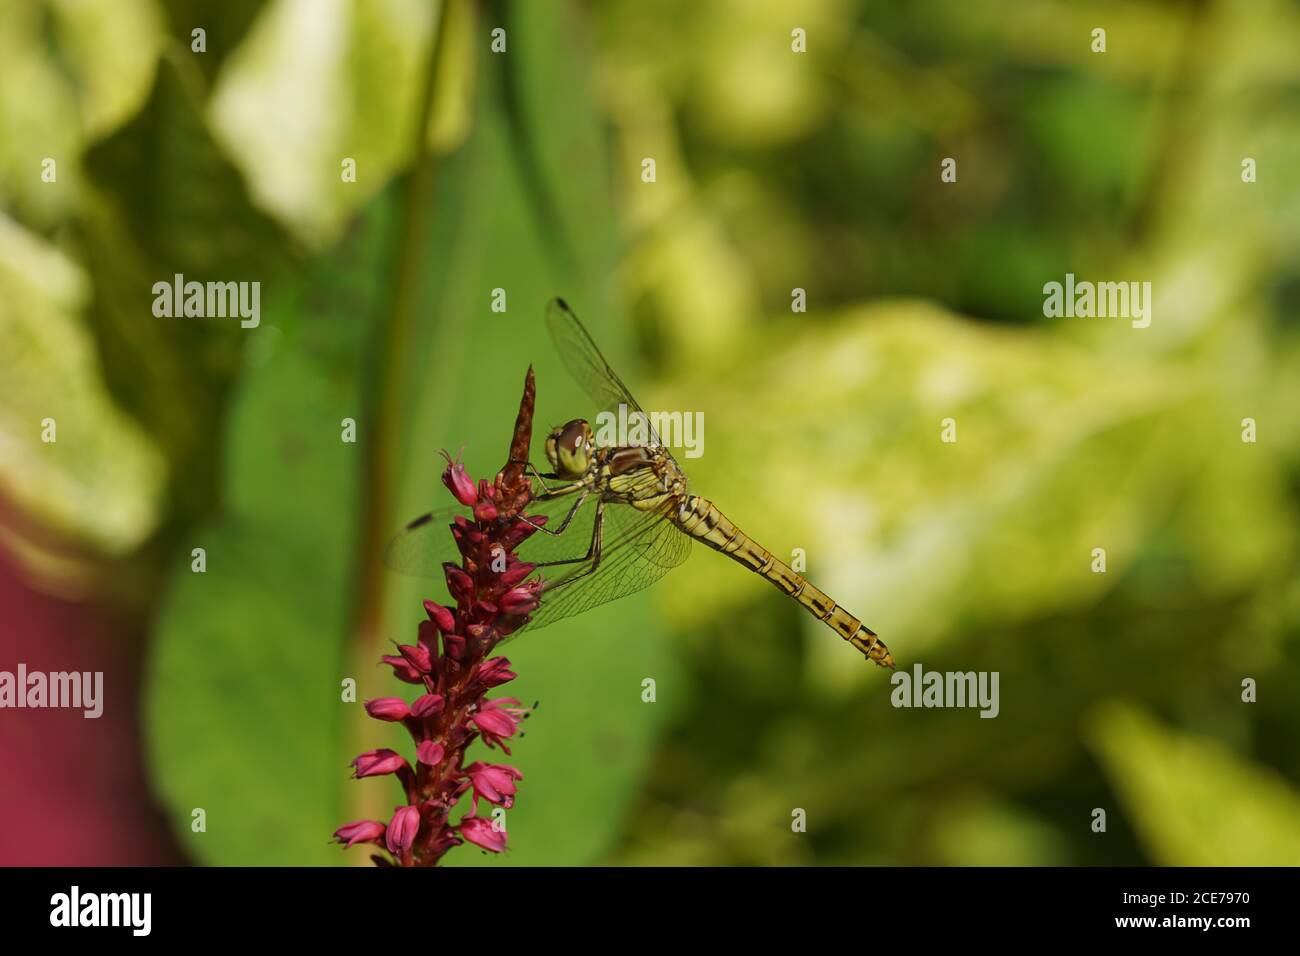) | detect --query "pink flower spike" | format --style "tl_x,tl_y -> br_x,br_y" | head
386,806 -> 421,855
334,820 -> 386,848
422,600 -> 455,633
364,698 -> 410,722
465,762 -> 523,807
441,456 -> 478,507
352,749 -> 409,778
459,815 -> 507,853
417,741 -> 445,766
410,693 -> 444,718
337,367 -> 539,866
